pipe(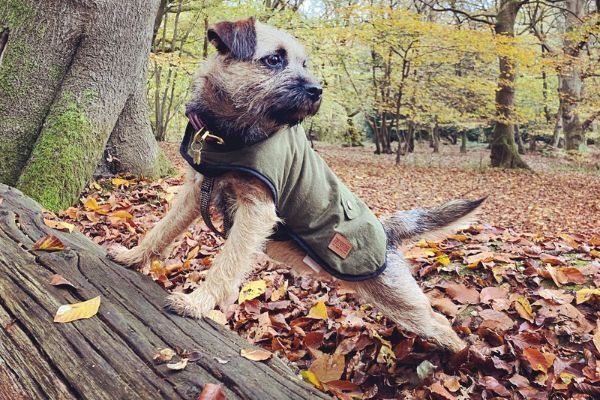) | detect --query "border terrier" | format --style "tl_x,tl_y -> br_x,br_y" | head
109,17 -> 483,353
